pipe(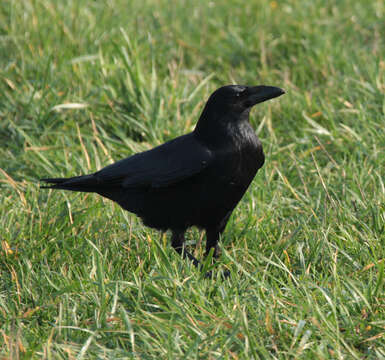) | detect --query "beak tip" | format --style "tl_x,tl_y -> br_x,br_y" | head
244,85 -> 285,106
261,85 -> 286,100
271,86 -> 285,96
